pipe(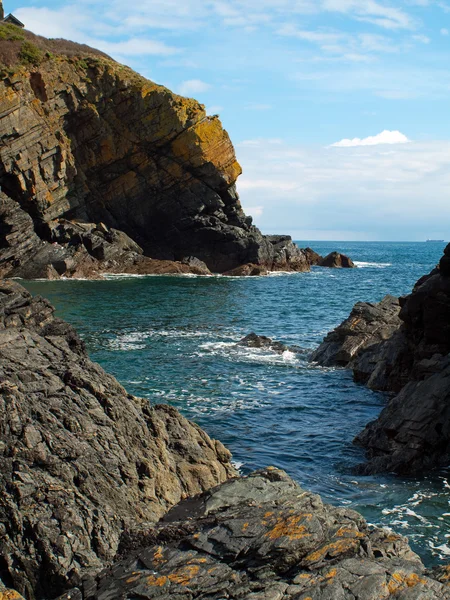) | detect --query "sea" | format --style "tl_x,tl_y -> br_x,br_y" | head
21,241 -> 450,566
